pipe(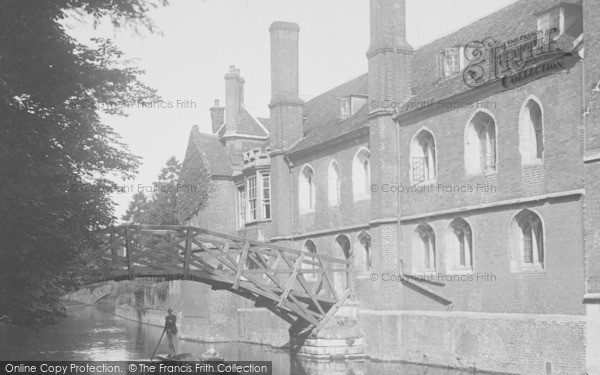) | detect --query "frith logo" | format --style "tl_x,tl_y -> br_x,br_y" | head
463,28 -> 572,88
501,57 -> 570,89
